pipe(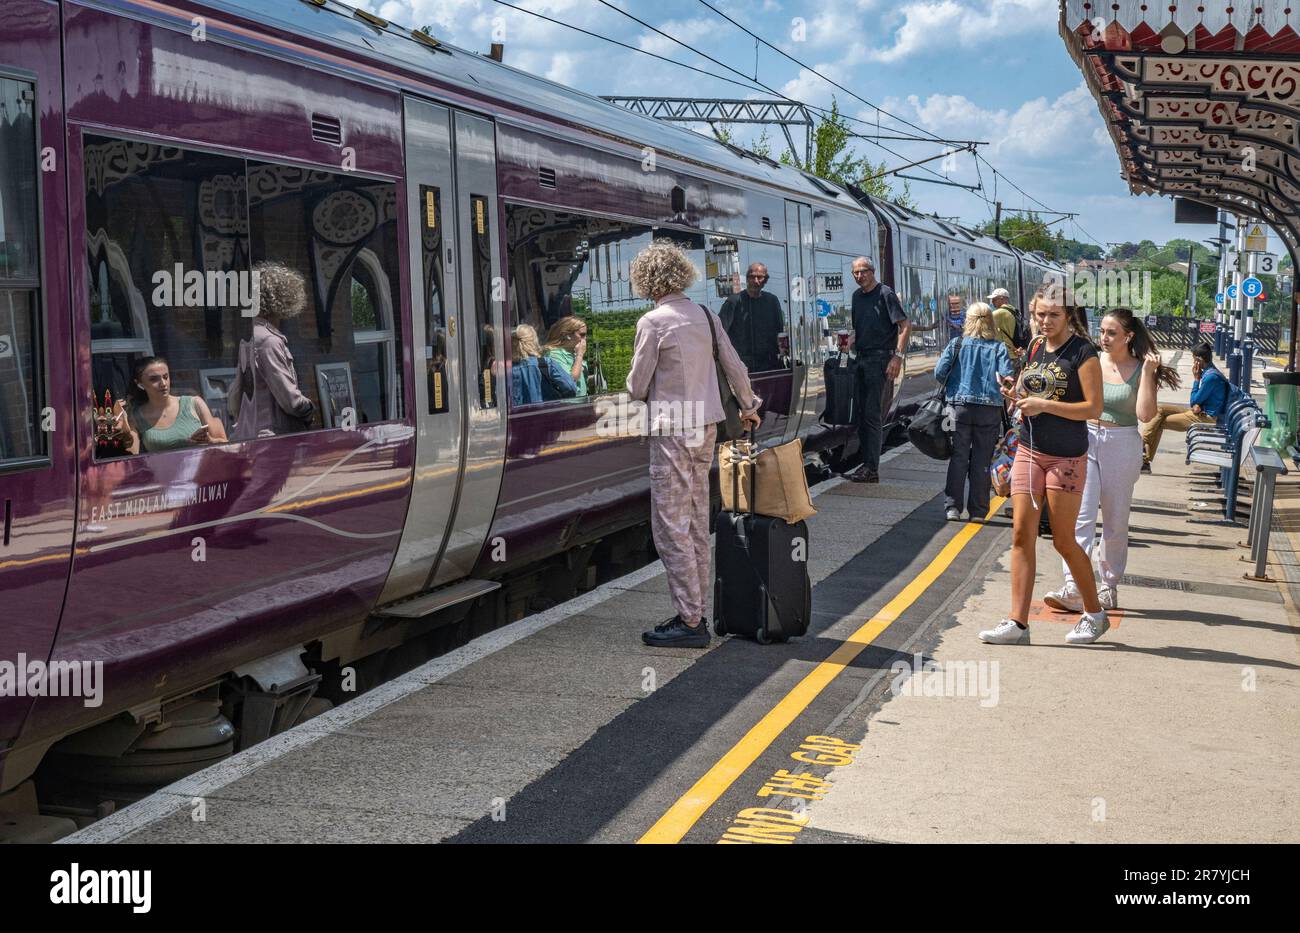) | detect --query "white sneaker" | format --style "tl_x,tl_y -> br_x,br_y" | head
1043,582 -> 1083,612
979,619 -> 1030,645
1065,612 -> 1110,645
945,508 -> 961,521
1099,586 -> 1118,611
